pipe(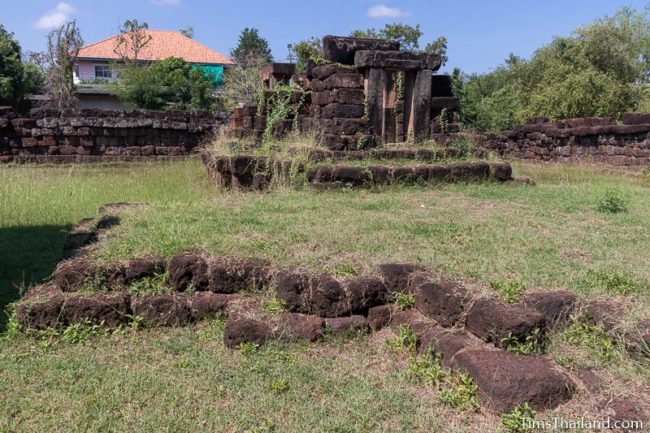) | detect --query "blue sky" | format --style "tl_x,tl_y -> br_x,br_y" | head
4,0 -> 649,74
